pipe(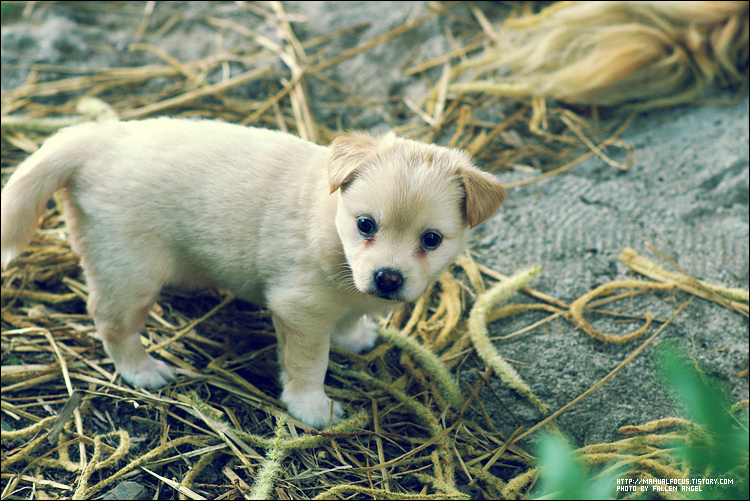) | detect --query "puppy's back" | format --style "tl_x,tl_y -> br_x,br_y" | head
1,118 -> 331,299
